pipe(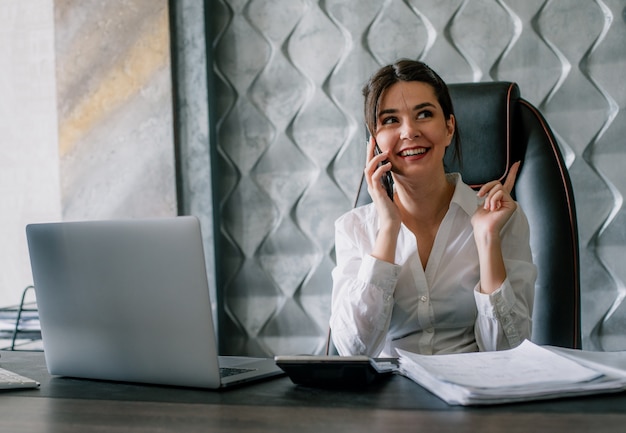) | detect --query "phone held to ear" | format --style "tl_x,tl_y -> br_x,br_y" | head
375,144 -> 394,201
